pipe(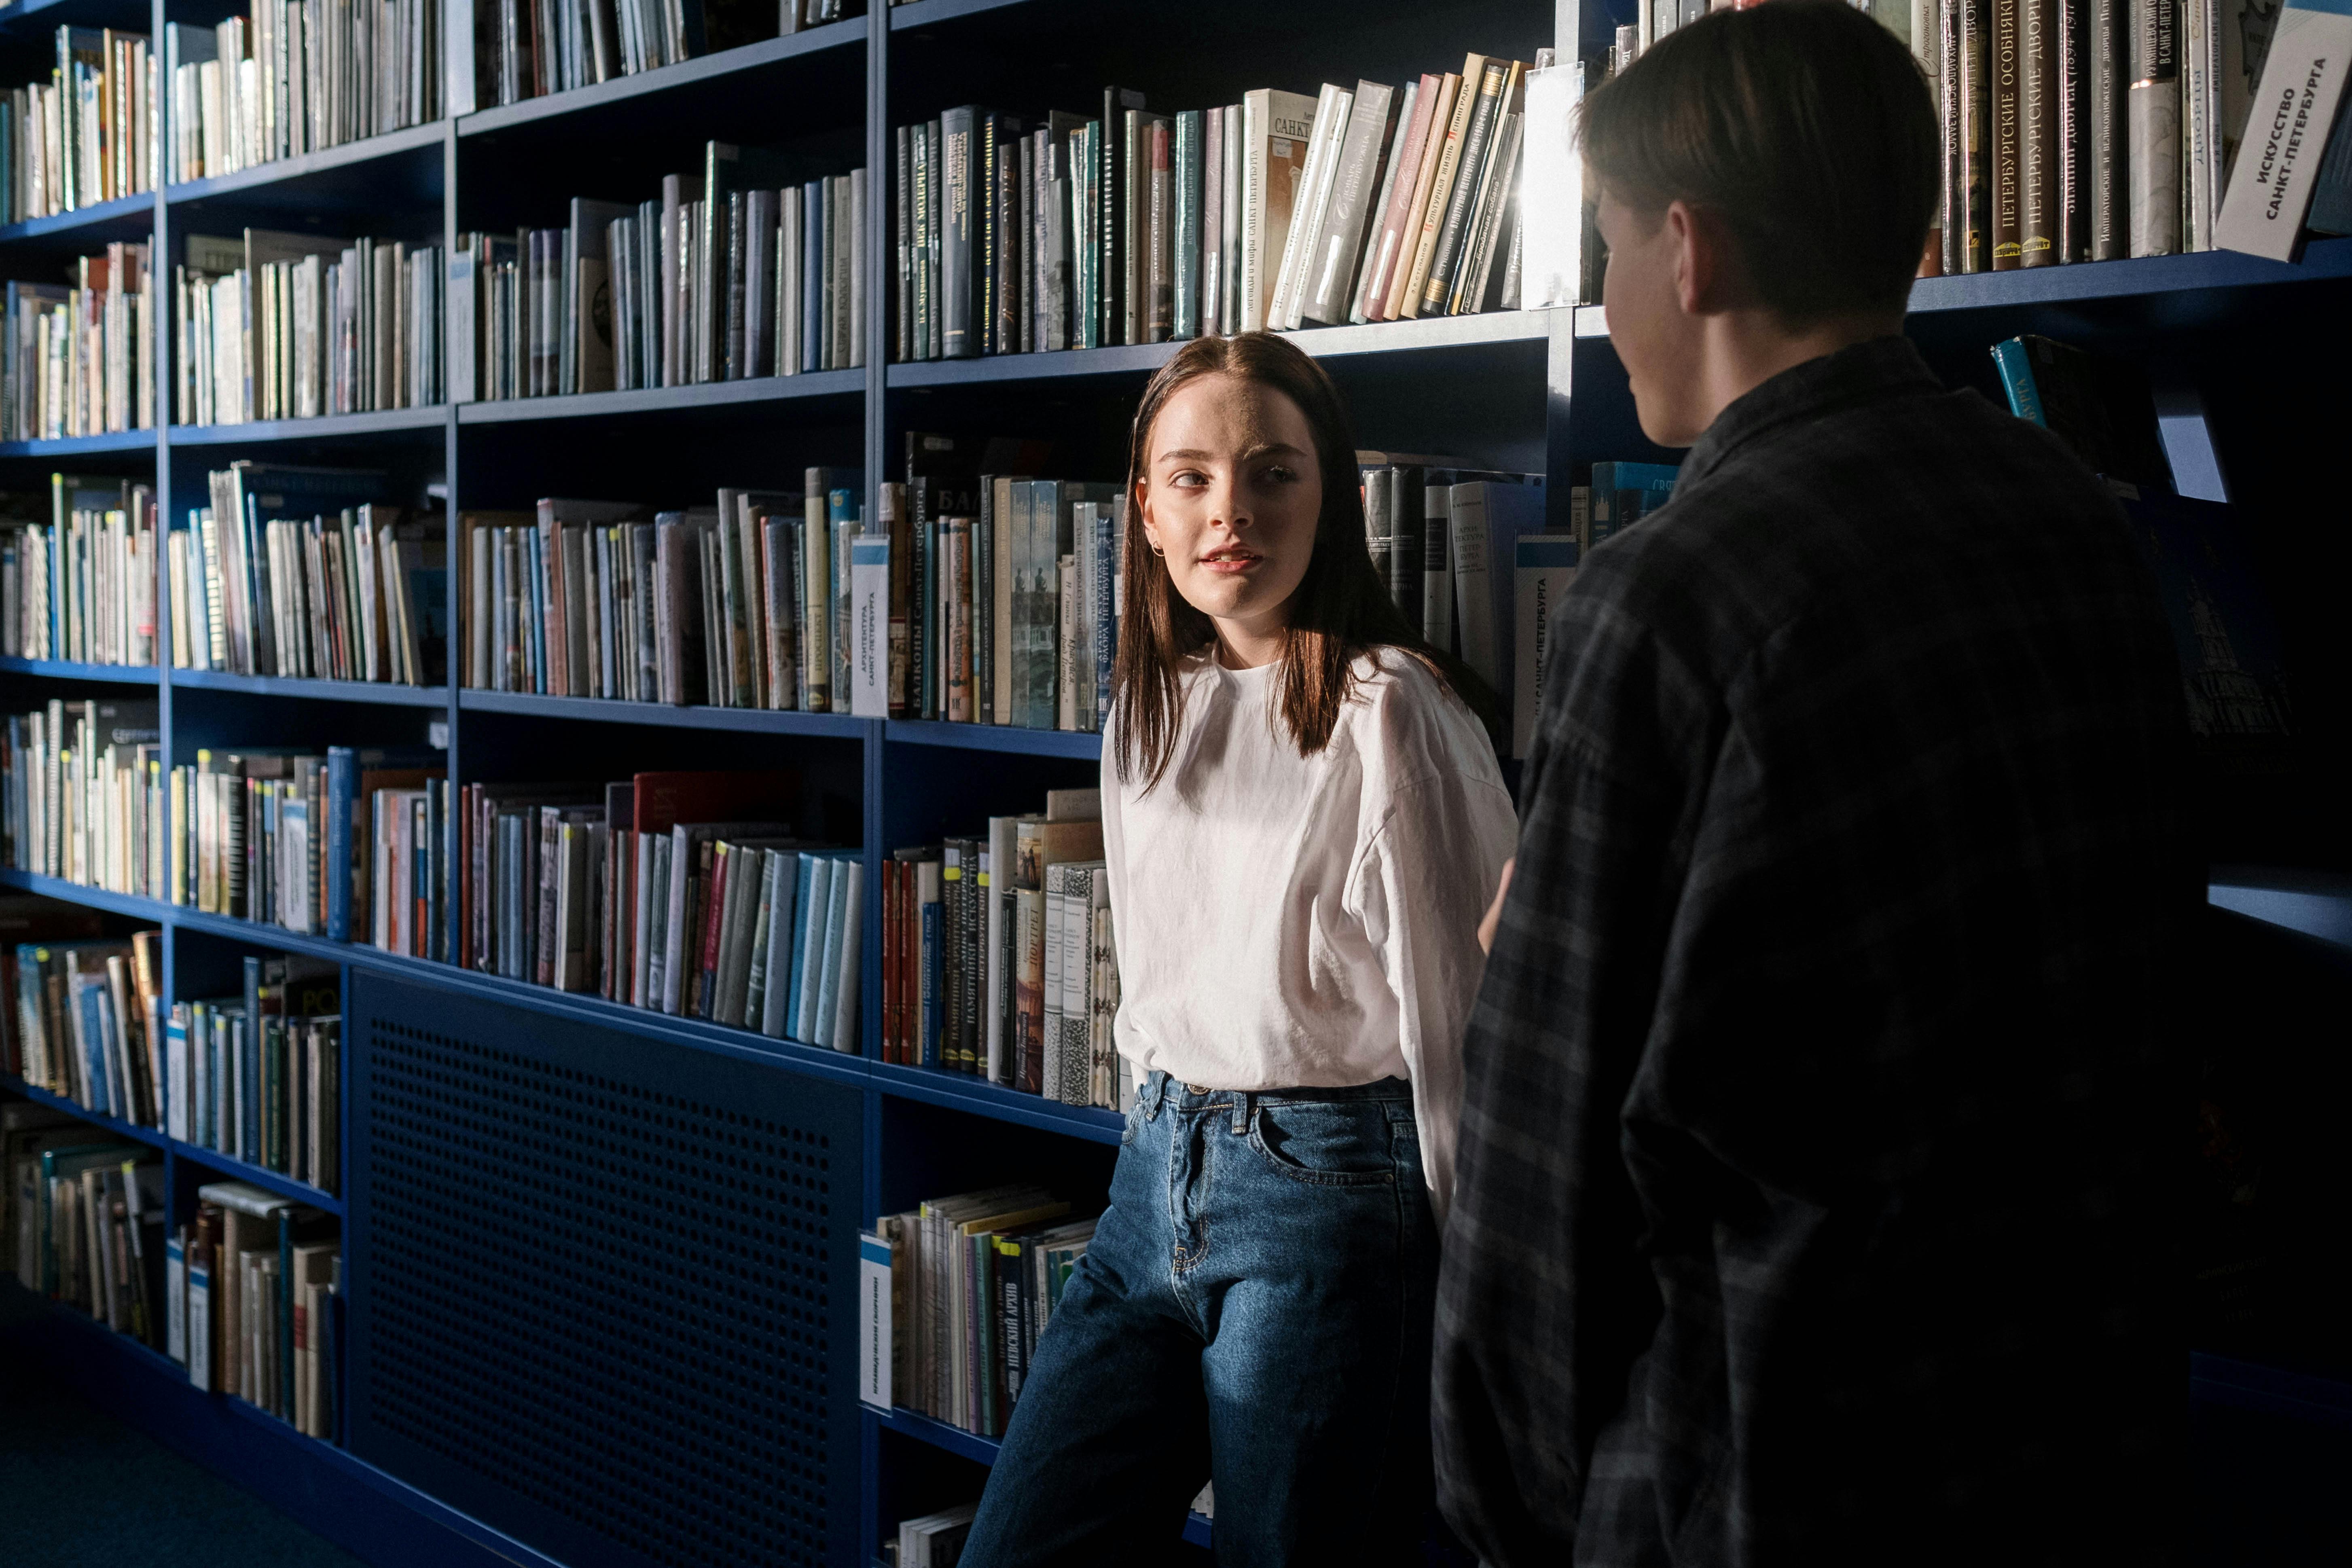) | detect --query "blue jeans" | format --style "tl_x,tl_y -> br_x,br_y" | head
961,1072 -> 1440,1567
